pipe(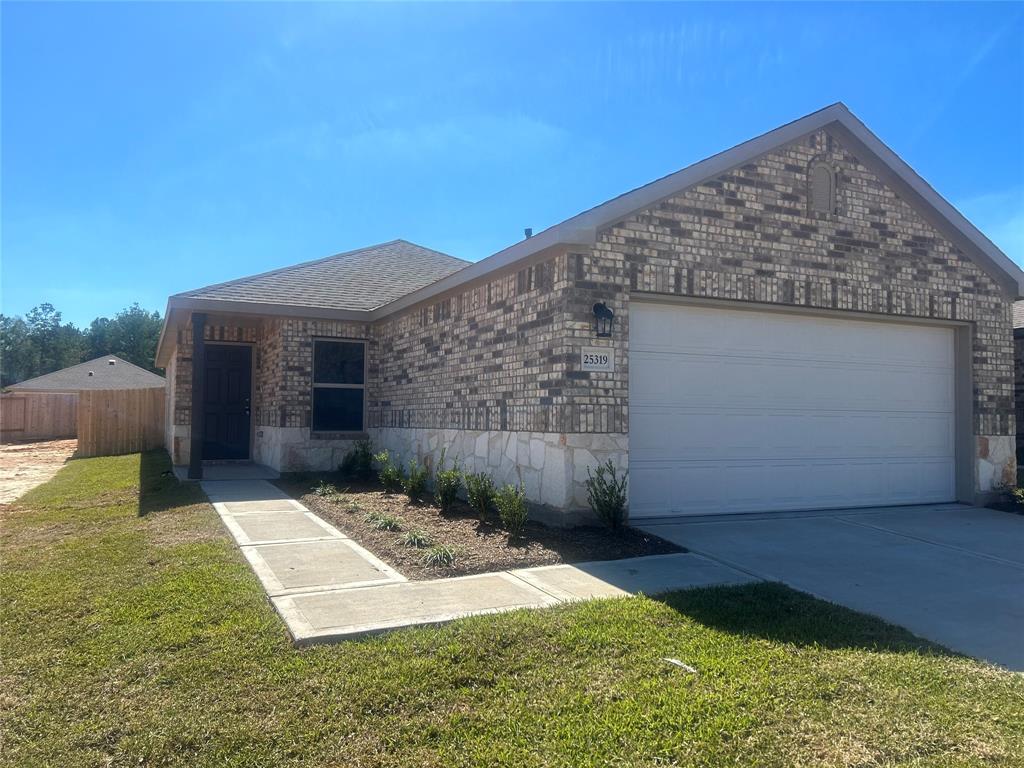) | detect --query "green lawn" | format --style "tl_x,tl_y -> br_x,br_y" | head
2,452 -> 1021,768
